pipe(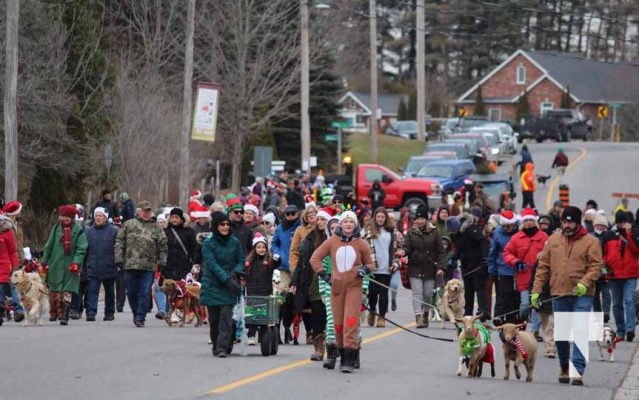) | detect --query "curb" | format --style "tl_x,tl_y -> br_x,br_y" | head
614,344 -> 639,400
